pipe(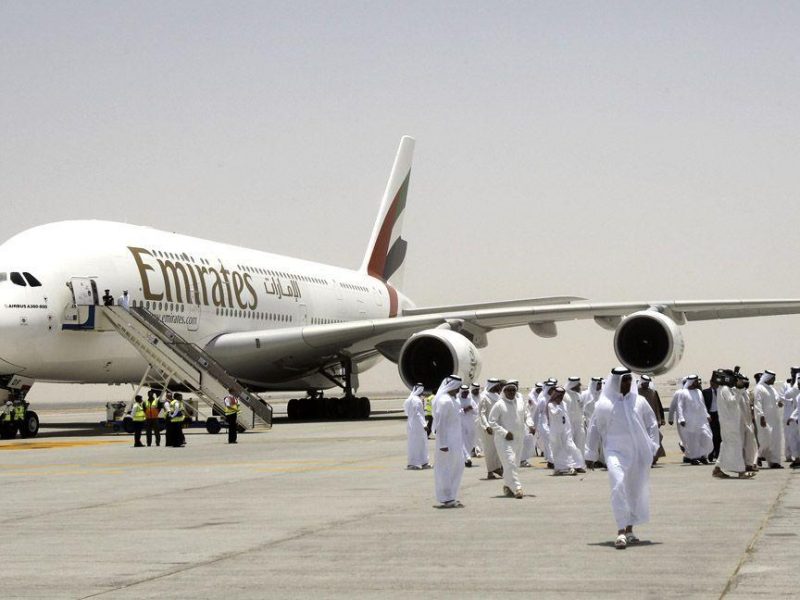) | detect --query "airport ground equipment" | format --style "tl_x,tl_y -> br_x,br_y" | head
98,306 -> 272,431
